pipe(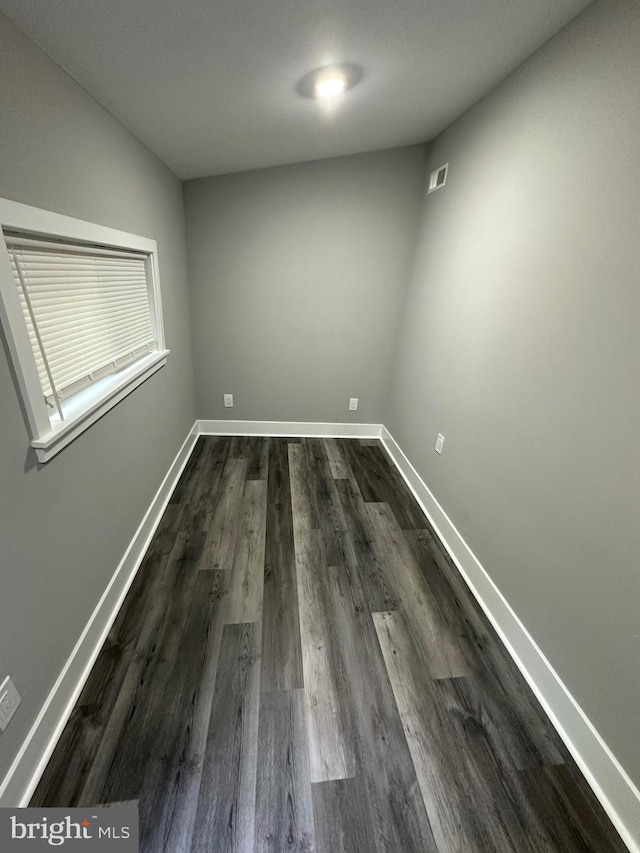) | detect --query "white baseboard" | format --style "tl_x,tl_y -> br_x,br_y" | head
197,419 -> 383,438
380,426 -> 640,852
0,420 -> 200,808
